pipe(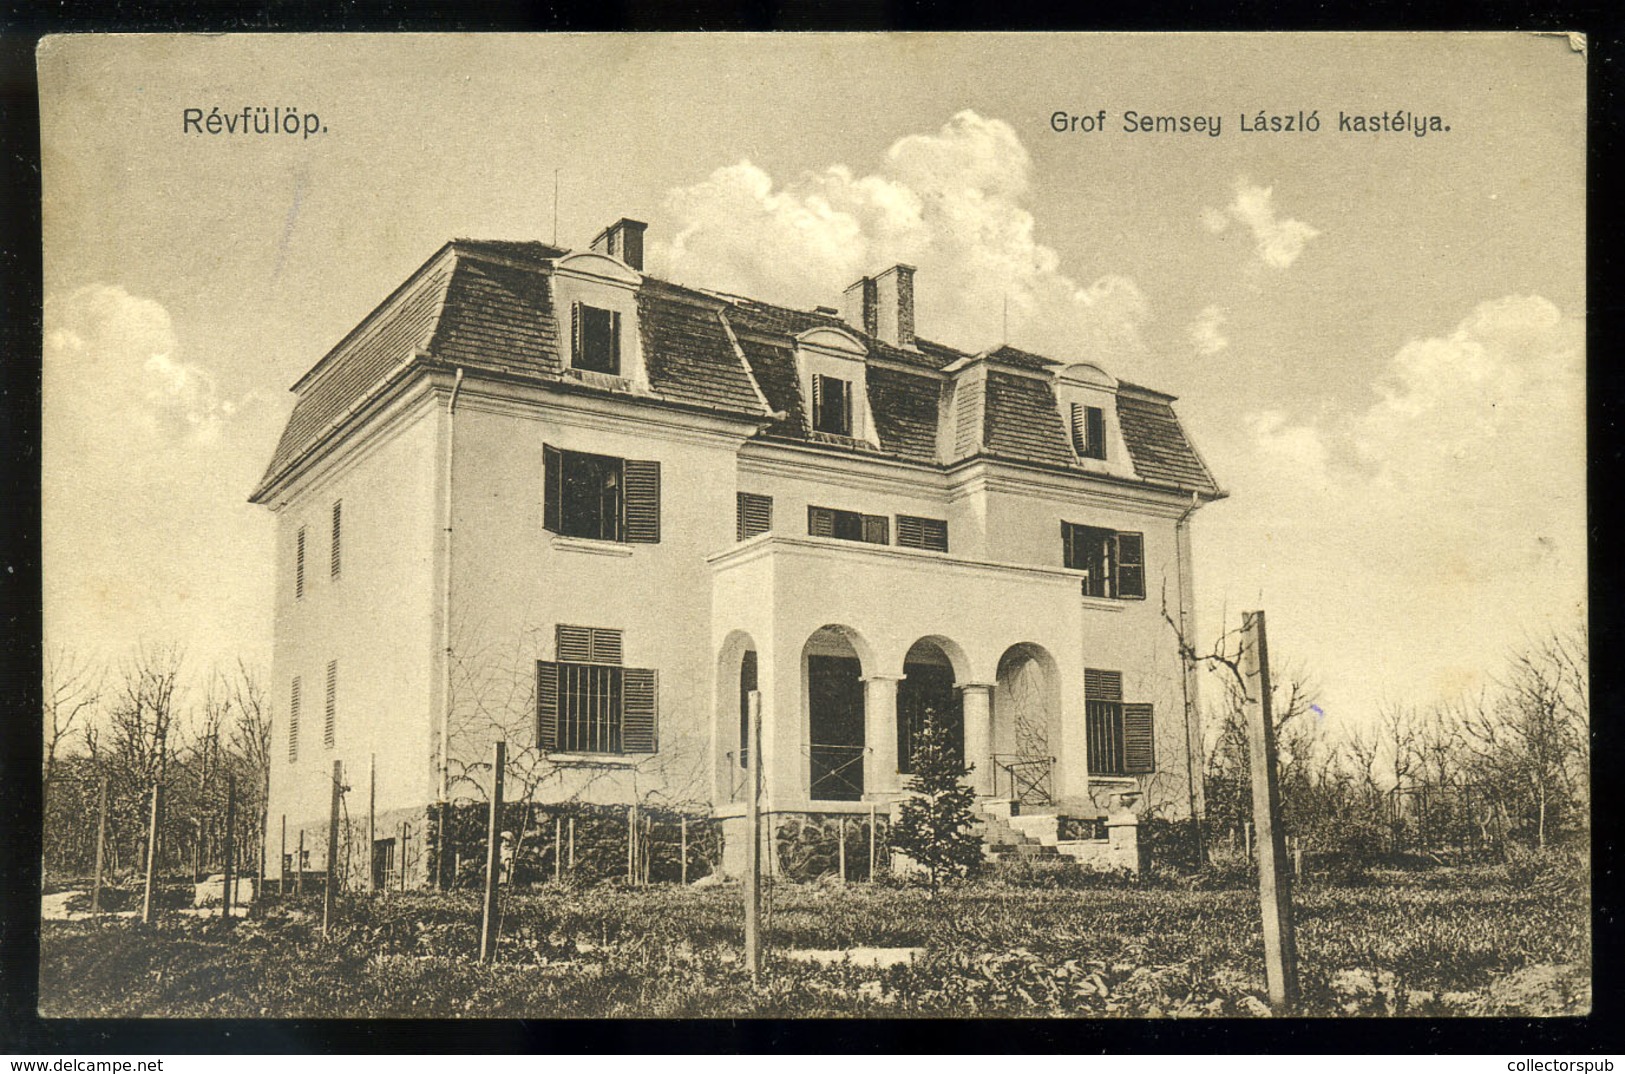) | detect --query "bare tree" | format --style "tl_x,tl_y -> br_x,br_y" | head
228,660 -> 272,895
43,646 -> 102,798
